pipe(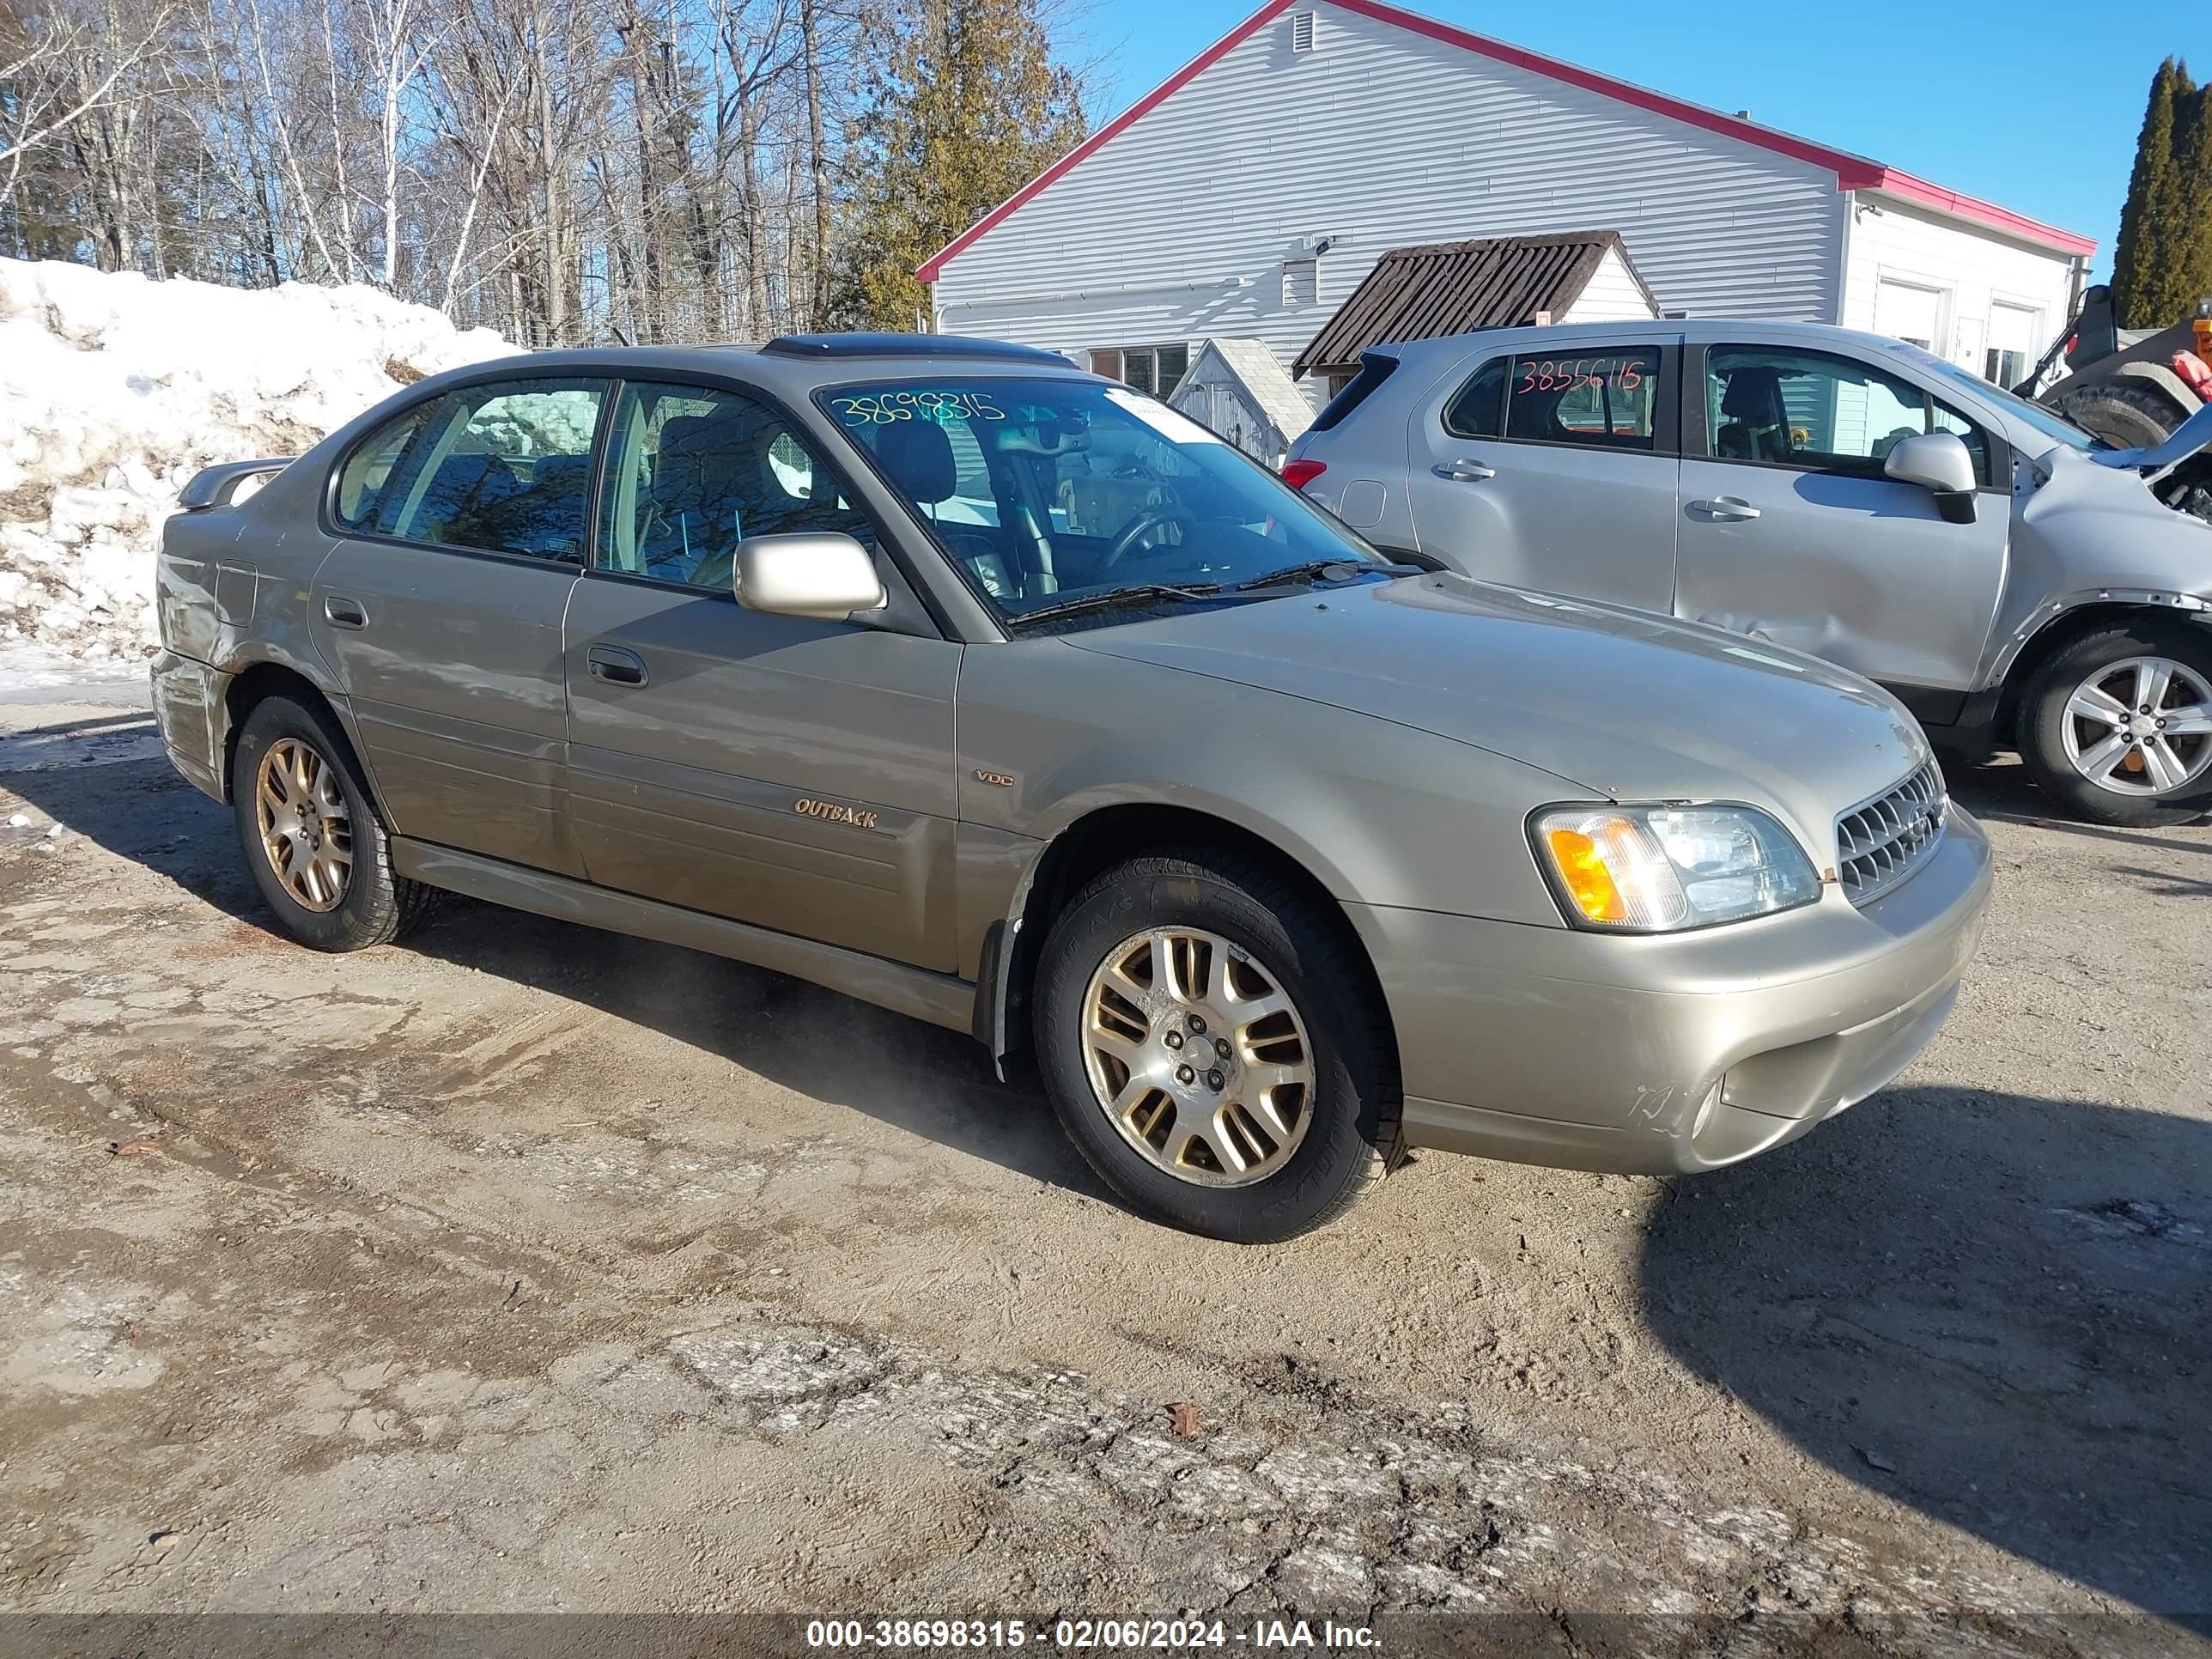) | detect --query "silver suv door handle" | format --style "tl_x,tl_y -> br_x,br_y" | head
1432,459 -> 1496,483
1690,496 -> 1761,521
